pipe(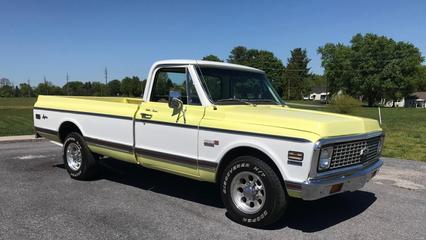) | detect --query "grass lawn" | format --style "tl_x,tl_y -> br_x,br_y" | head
0,108 -> 34,136
0,97 -> 36,109
288,104 -> 426,162
1,97 -> 425,161
0,98 -> 36,136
